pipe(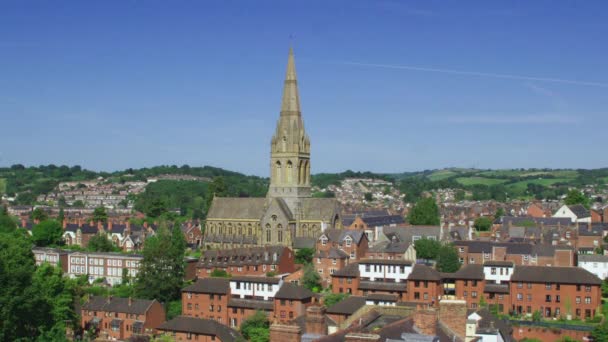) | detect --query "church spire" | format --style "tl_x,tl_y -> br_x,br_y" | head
280,47 -> 301,116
